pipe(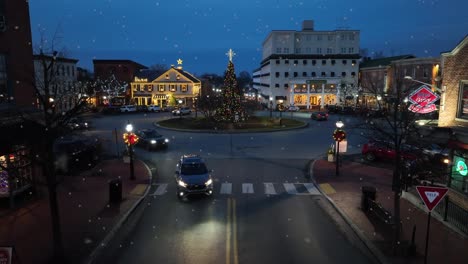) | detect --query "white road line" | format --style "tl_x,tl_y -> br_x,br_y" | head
152,184 -> 168,196
303,183 -> 321,195
283,183 -> 298,194
220,183 -> 232,194
264,183 -> 276,195
242,183 -> 254,194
